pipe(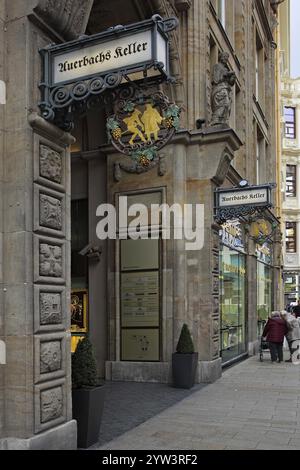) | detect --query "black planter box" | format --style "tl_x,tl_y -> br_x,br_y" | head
172,352 -> 198,389
72,384 -> 105,448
